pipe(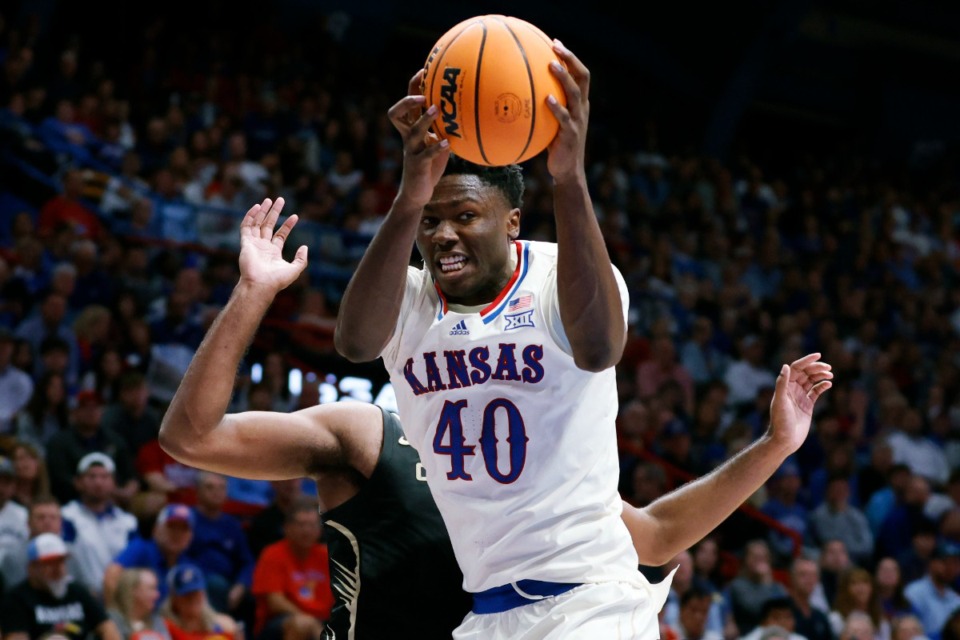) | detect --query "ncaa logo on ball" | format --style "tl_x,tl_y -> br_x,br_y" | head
439,67 -> 463,138
494,93 -> 521,124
